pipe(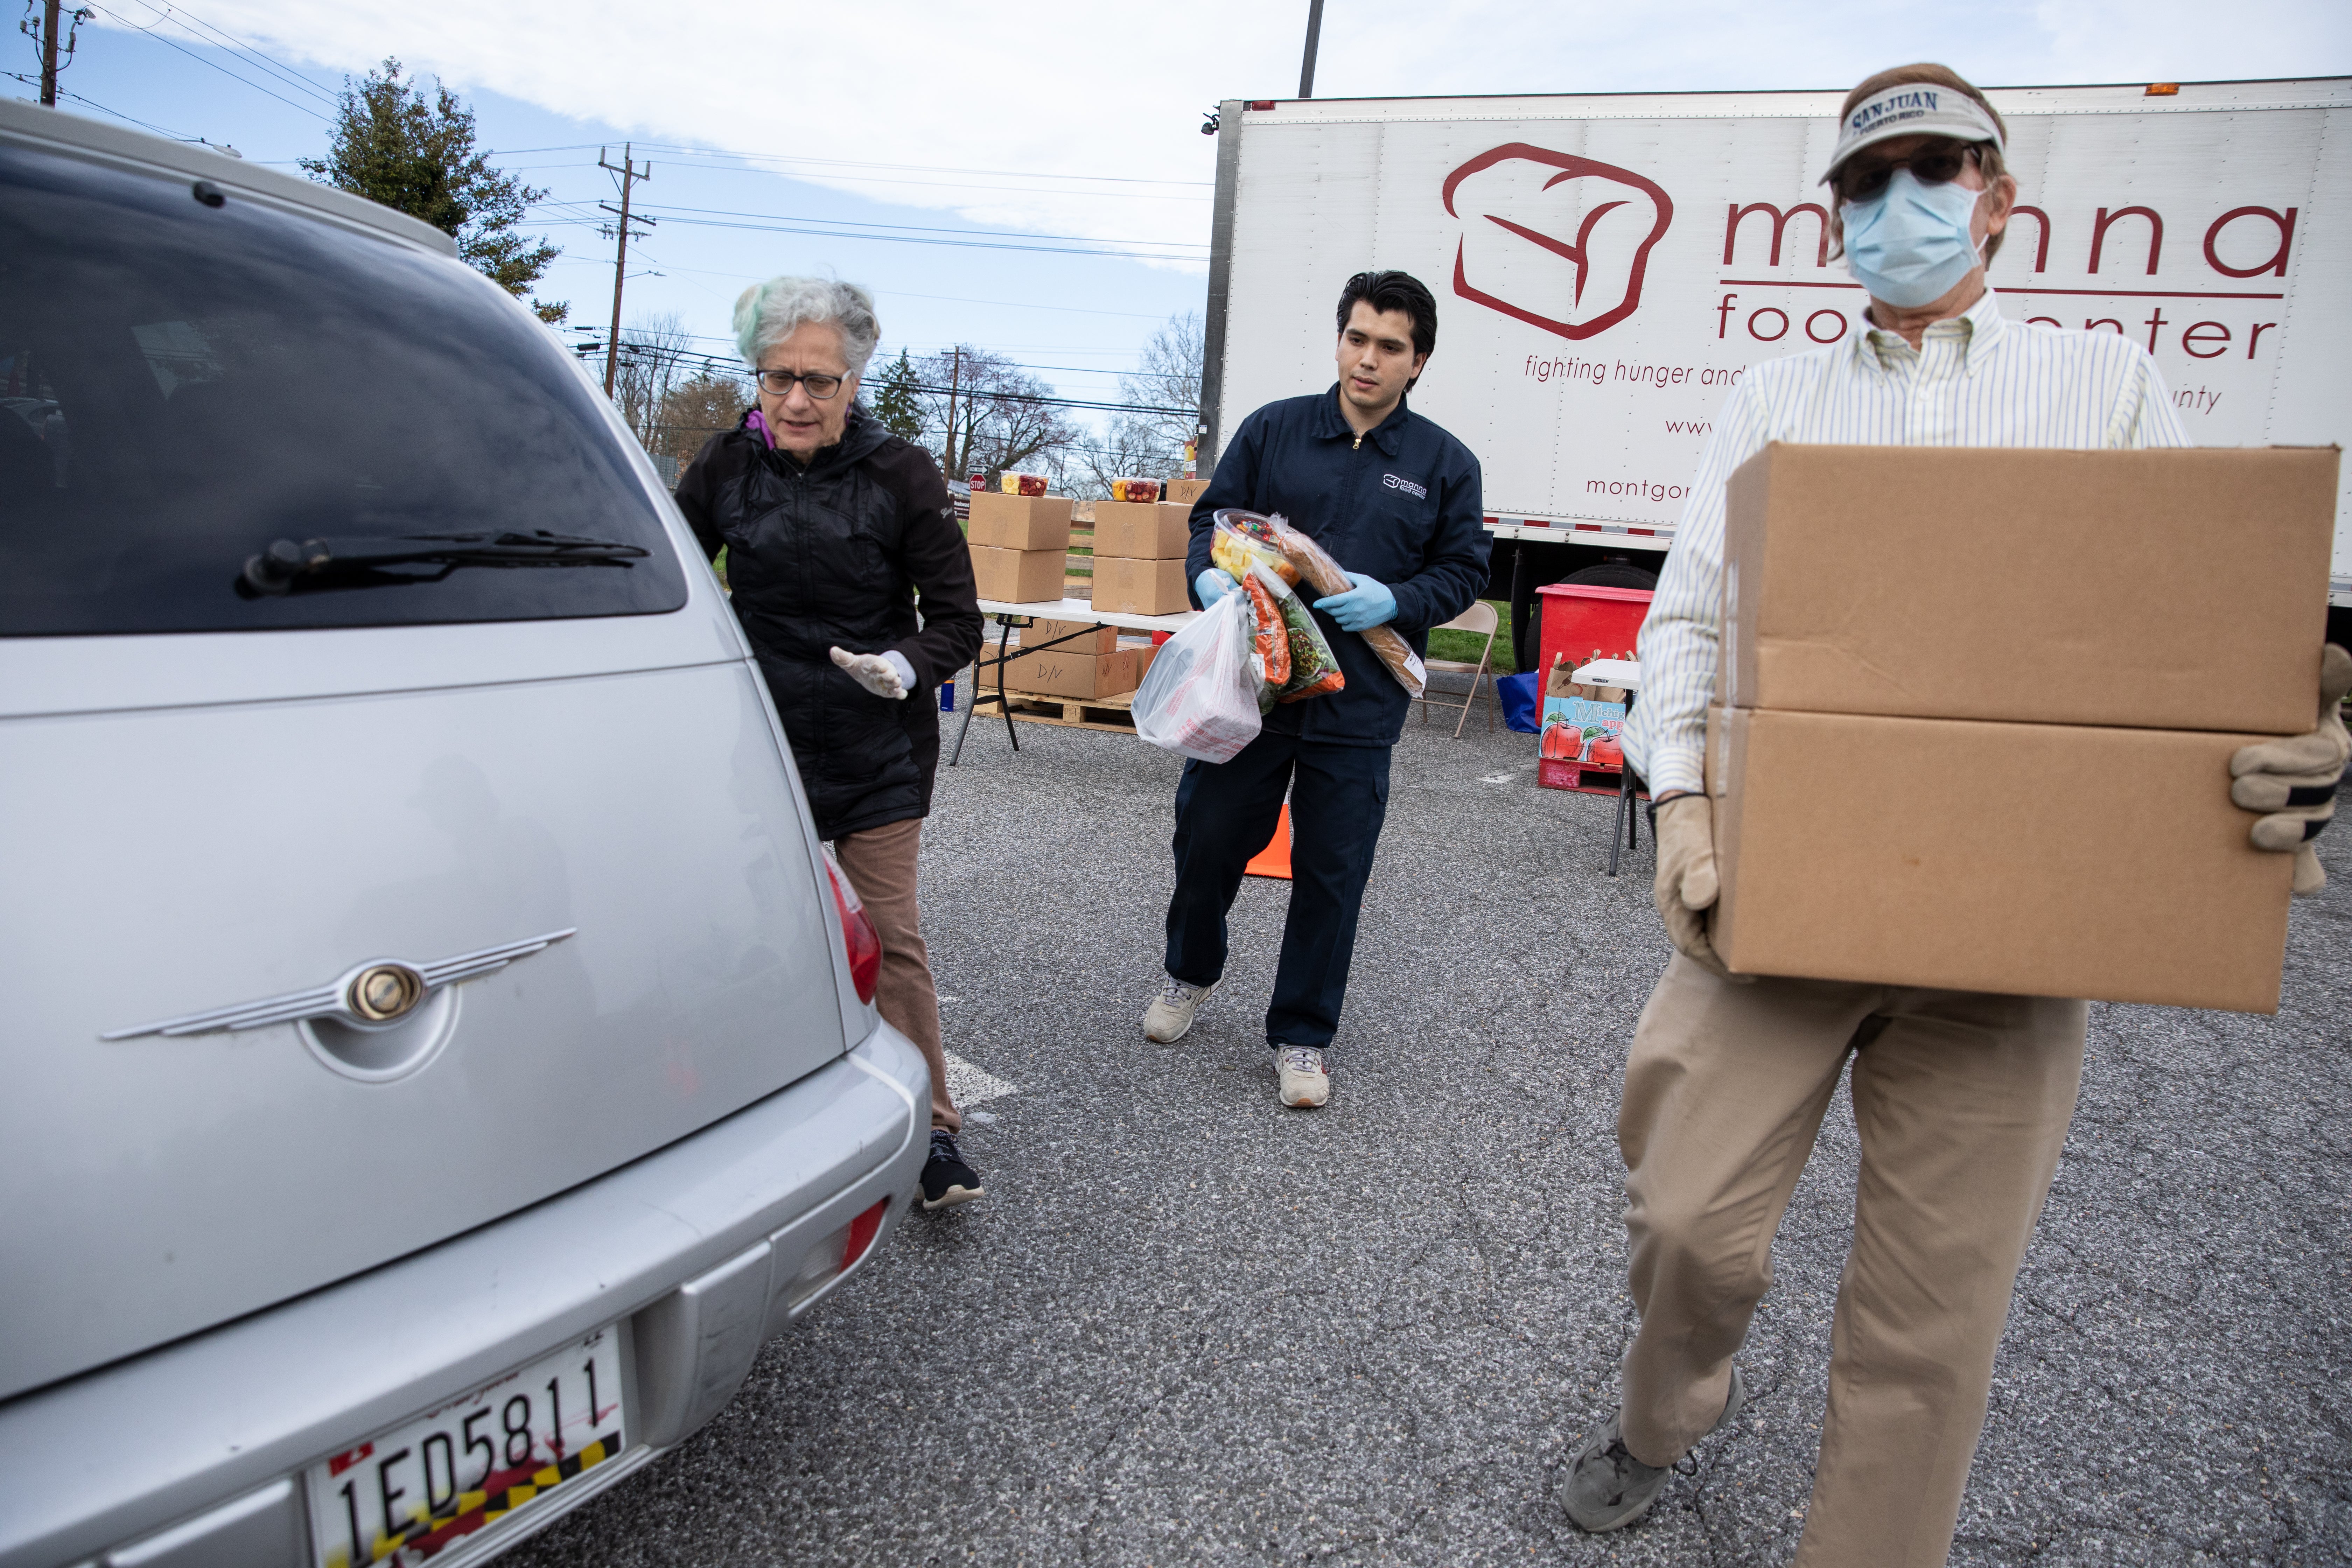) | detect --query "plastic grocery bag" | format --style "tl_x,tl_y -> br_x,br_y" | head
1132,589 -> 1263,763
1260,513 -> 1429,699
